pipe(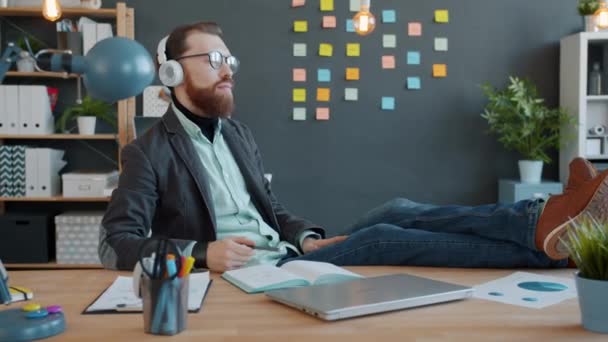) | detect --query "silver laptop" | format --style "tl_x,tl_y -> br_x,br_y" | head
266,274 -> 473,321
